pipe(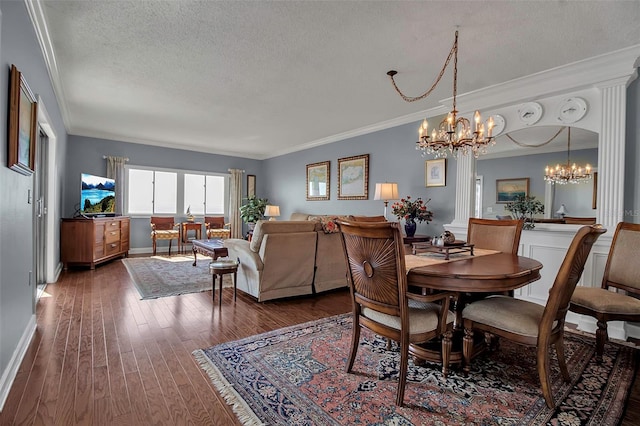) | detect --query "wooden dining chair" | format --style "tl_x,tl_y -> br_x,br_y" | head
466,218 -> 525,300
205,216 -> 231,239
467,218 -> 524,254
338,220 -> 455,406
462,225 -> 606,409
569,222 -> 640,362
150,216 -> 180,256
